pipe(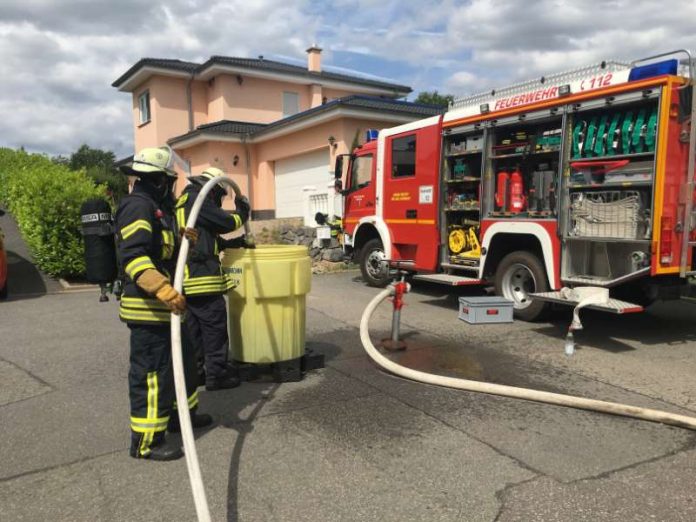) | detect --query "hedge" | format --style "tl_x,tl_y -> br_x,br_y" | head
0,148 -> 107,277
